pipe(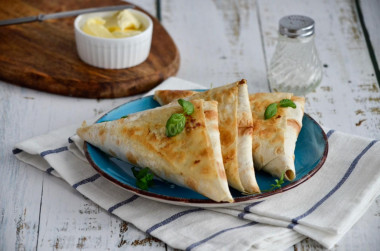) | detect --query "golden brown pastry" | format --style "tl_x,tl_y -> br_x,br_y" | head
154,80 -> 260,194
249,93 -> 305,181
77,99 -> 233,203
